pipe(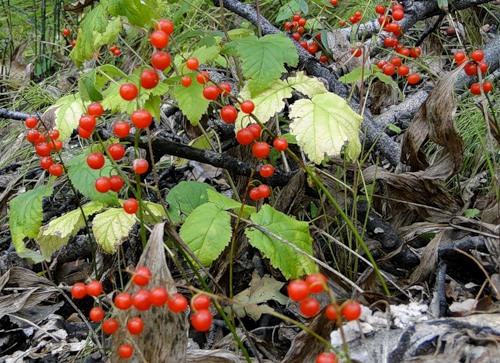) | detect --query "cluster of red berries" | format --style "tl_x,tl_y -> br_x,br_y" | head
453,50 -> 493,95
376,56 -> 420,84
349,10 -> 363,25
24,116 -> 64,176
71,266 -> 214,359
283,14 -> 328,63
109,45 -> 121,56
